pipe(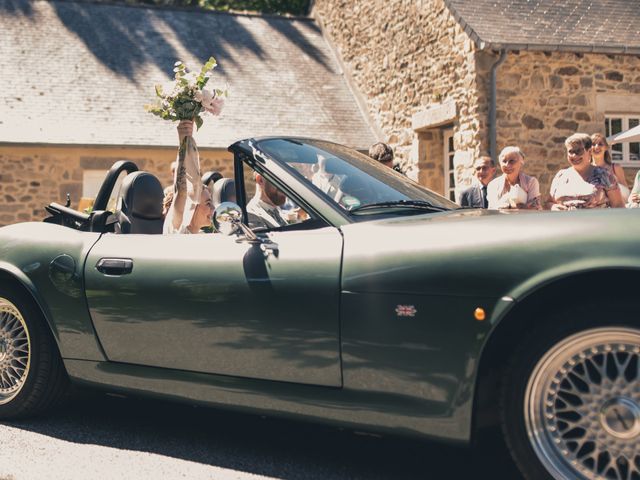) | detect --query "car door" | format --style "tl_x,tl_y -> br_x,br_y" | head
84,227 -> 343,387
